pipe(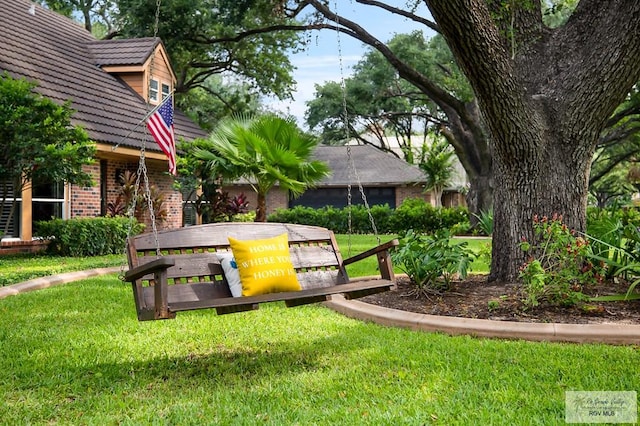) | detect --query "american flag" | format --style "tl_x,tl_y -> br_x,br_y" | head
146,96 -> 177,175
